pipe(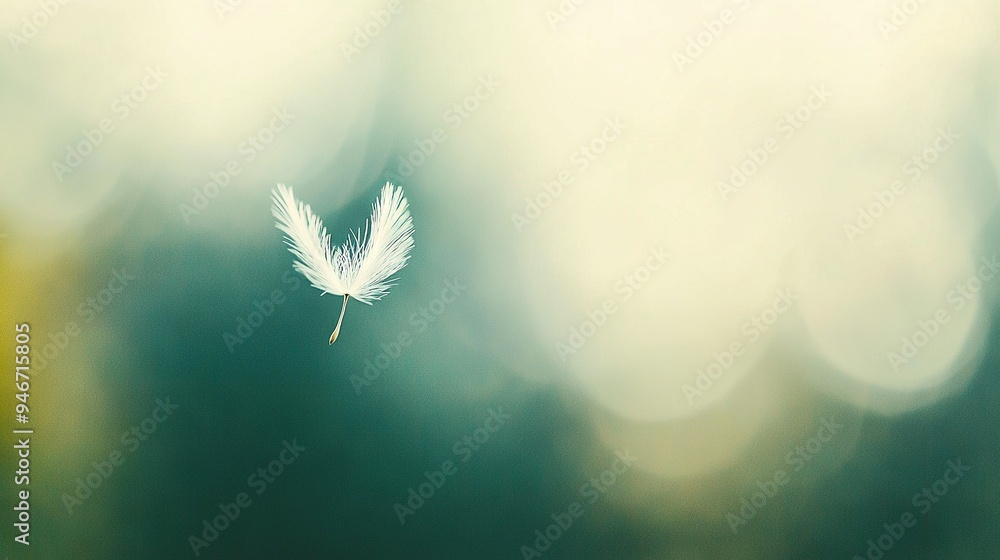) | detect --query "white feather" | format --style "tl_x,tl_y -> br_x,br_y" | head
271,182 -> 415,343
